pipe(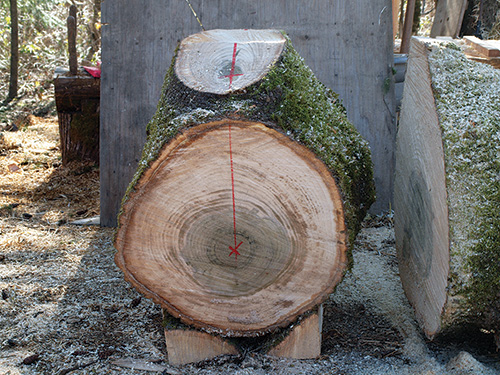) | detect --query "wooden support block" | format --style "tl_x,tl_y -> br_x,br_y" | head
164,330 -> 239,366
164,305 -> 323,365
464,36 -> 500,58
267,305 -> 323,359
